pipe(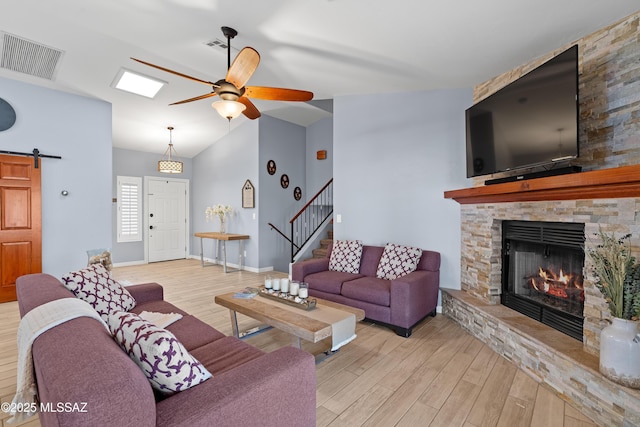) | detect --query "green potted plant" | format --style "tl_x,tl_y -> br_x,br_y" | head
588,229 -> 640,388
